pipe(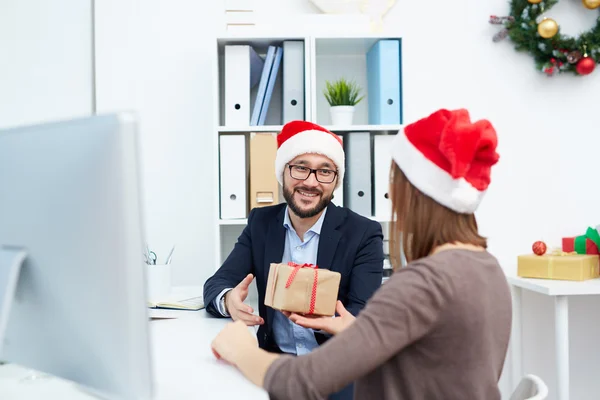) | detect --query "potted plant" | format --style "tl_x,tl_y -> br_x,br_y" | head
323,78 -> 364,125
